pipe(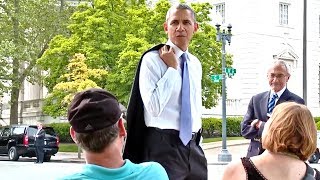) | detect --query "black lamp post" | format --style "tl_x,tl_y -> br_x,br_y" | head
216,23 -> 232,162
